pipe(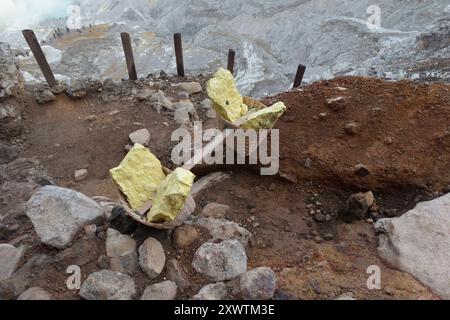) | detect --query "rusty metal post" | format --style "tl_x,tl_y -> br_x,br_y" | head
227,49 -> 235,75
120,32 -> 138,81
293,64 -> 306,88
173,33 -> 185,77
21,29 -> 57,87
